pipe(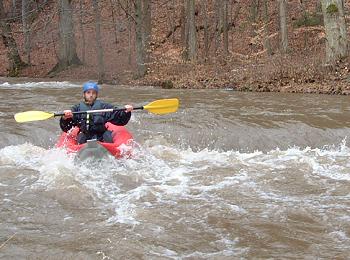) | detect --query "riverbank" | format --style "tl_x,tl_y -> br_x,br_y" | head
135,53 -> 350,94
1,0 -> 349,94
2,49 -> 348,95
2,50 -> 349,95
